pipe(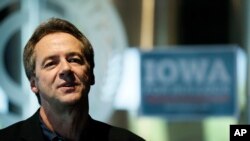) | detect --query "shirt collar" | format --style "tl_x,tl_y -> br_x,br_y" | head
39,115 -> 92,141
39,116 -> 66,141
